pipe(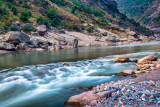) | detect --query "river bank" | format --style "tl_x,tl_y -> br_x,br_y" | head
65,53 -> 160,107
0,24 -> 159,55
